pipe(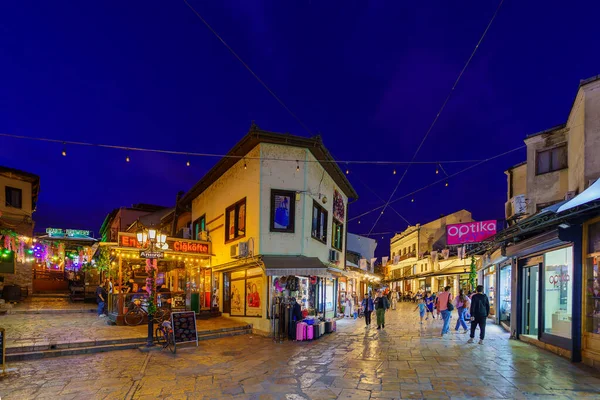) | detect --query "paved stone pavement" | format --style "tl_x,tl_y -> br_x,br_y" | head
2,302 -> 600,400
2,297 -> 97,314
0,313 -> 248,352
